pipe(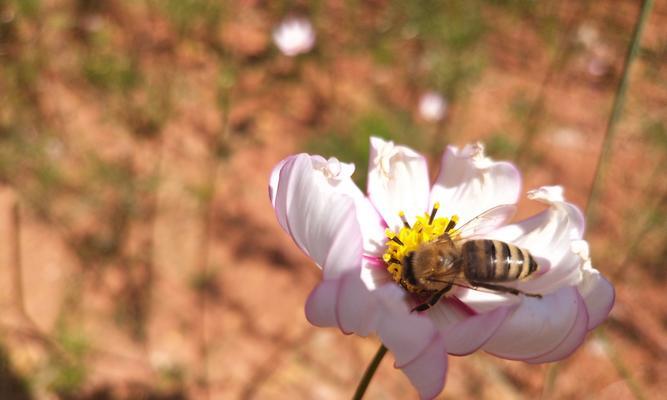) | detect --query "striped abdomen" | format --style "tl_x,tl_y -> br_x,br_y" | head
461,240 -> 538,282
